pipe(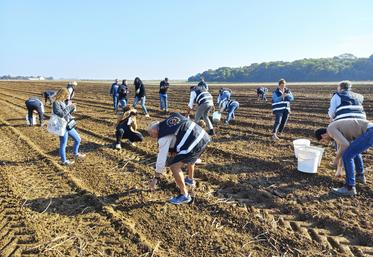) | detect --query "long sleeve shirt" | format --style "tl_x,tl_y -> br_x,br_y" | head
327,119 -> 371,165
53,101 -> 75,122
328,94 -> 341,119
272,88 -> 294,103
155,135 -> 177,173
188,91 -> 197,109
